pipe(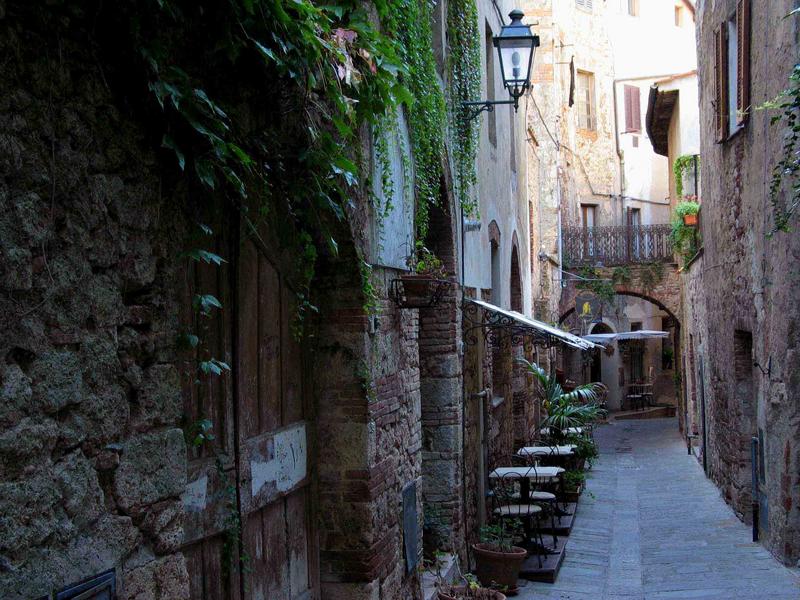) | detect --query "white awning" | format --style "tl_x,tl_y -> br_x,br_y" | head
583,330 -> 669,345
465,299 -> 599,351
